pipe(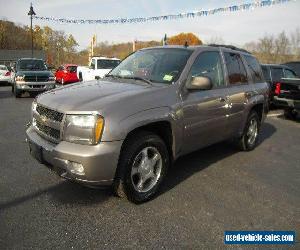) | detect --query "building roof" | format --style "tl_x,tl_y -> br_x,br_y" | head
0,50 -> 45,61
